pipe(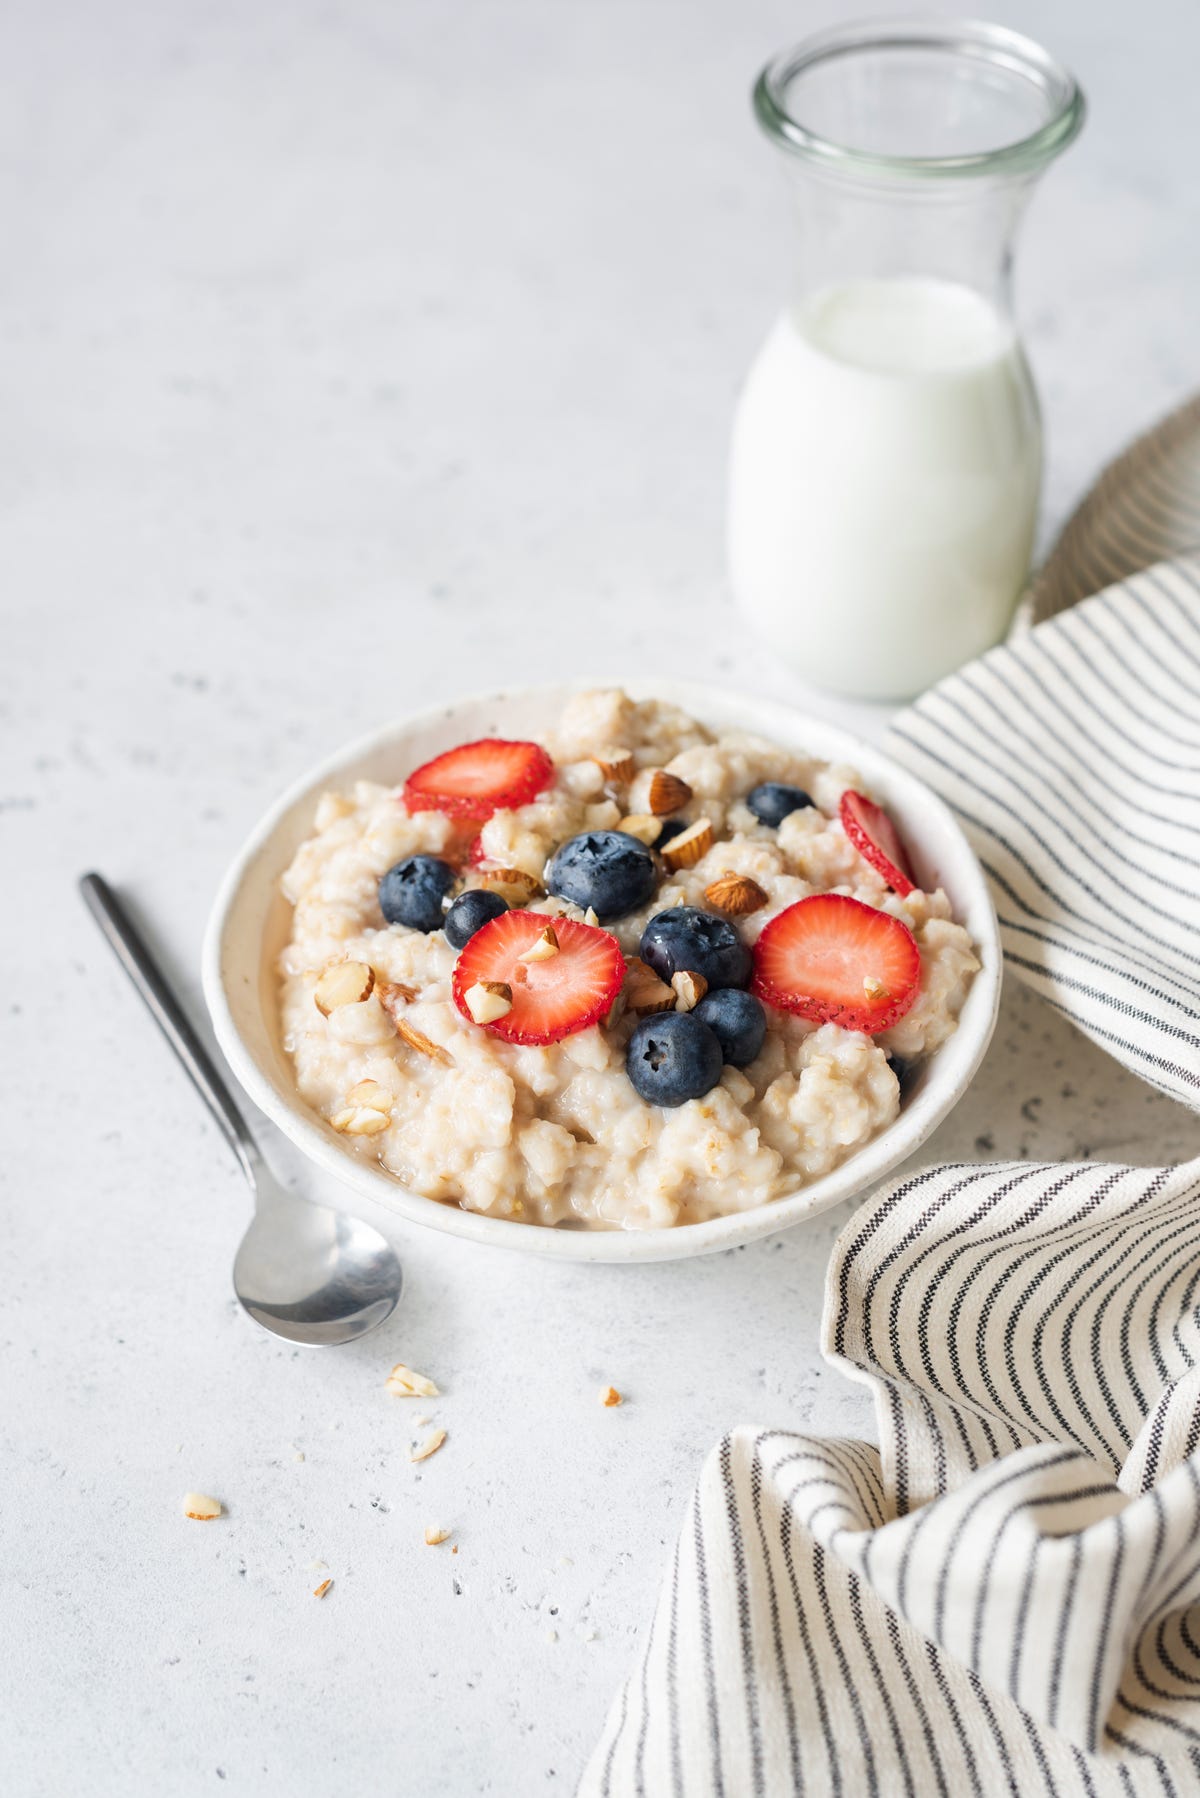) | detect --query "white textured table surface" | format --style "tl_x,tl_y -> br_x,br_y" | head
5,2 -> 1200,1793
